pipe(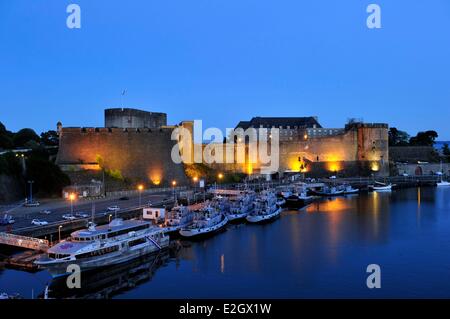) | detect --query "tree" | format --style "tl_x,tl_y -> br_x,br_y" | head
13,128 -> 40,148
443,143 -> 450,162
0,134 -> 14,150
388,127 -> 410,146
409,130 -> 438,146
0,122 -> 14,150
40,130 -> 59,146
26,152 -> 70,196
